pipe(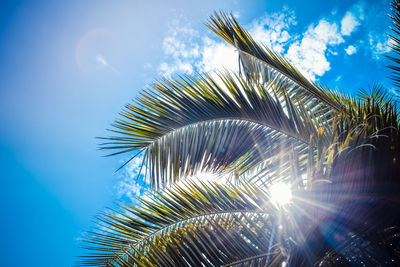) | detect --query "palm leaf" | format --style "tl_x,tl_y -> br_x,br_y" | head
79,181 -> 293,266
207,12 -> 343,113
101,73 -> 319,189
